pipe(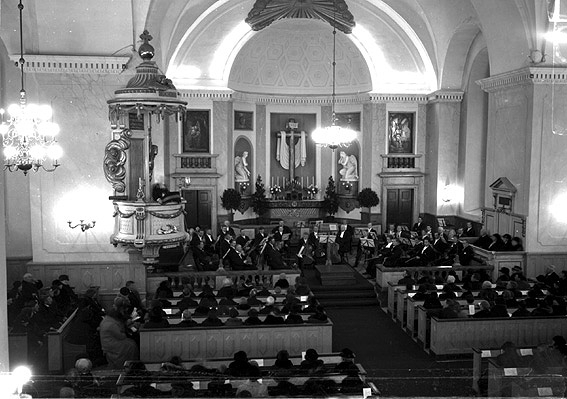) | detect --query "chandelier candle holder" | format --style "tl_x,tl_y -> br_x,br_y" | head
0,0 -> 62,175
67,220 -> 96,232
311,0 -> 357,149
